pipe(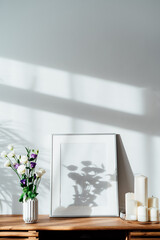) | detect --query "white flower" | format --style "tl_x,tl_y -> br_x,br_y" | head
1,151 -> 7,158
36,168 -> 46,178
4,160 -> 11,167
12,159 -> 16,165
20,155 -> 28,164
17,165 -> 26,175
7,144 -> 14,151
39,168 -> 46,174
8,151 -> 15,158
